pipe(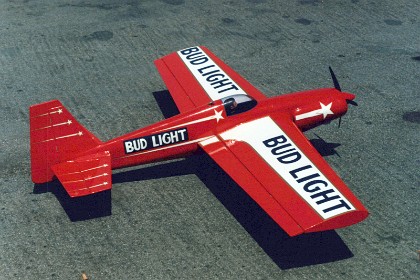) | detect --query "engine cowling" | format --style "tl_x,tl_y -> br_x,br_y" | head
293,96 -> 349,131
